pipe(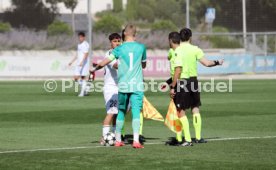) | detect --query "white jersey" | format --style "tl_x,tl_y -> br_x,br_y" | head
77,41 -> 89,65
103,50 -> 118,87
